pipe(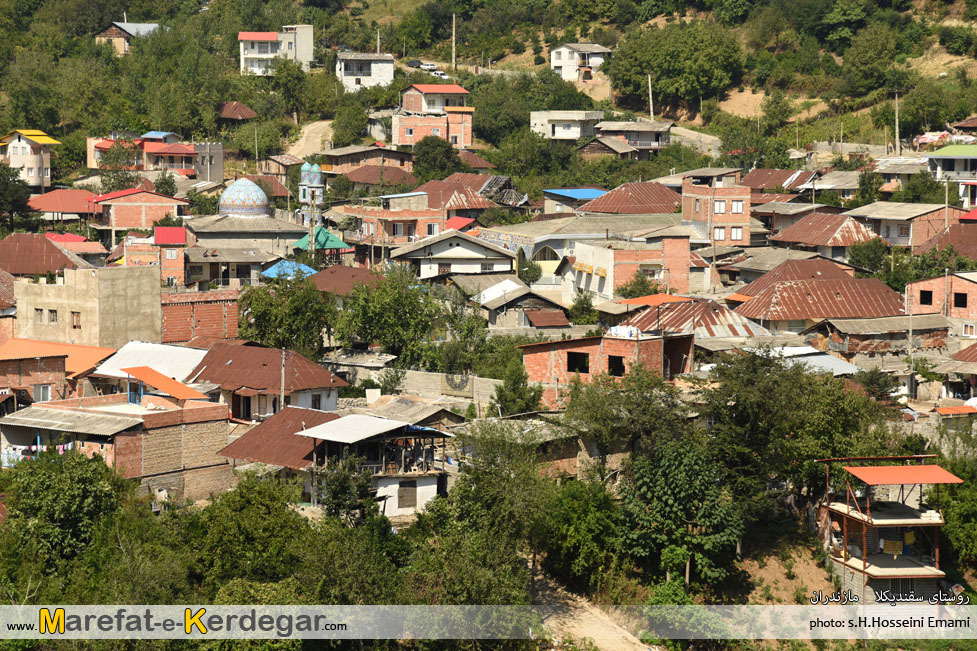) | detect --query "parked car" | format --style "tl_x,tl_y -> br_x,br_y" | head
431,70 -> 449,79
406,59 -> 422,68
419,62 -> 437,71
